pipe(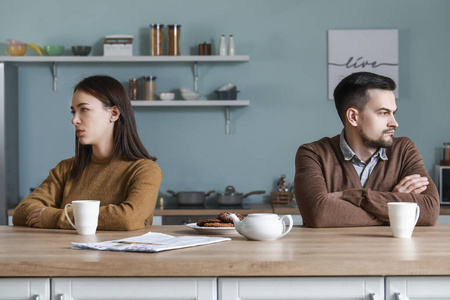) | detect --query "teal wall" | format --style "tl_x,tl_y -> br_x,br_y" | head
1,0 -> 449,205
